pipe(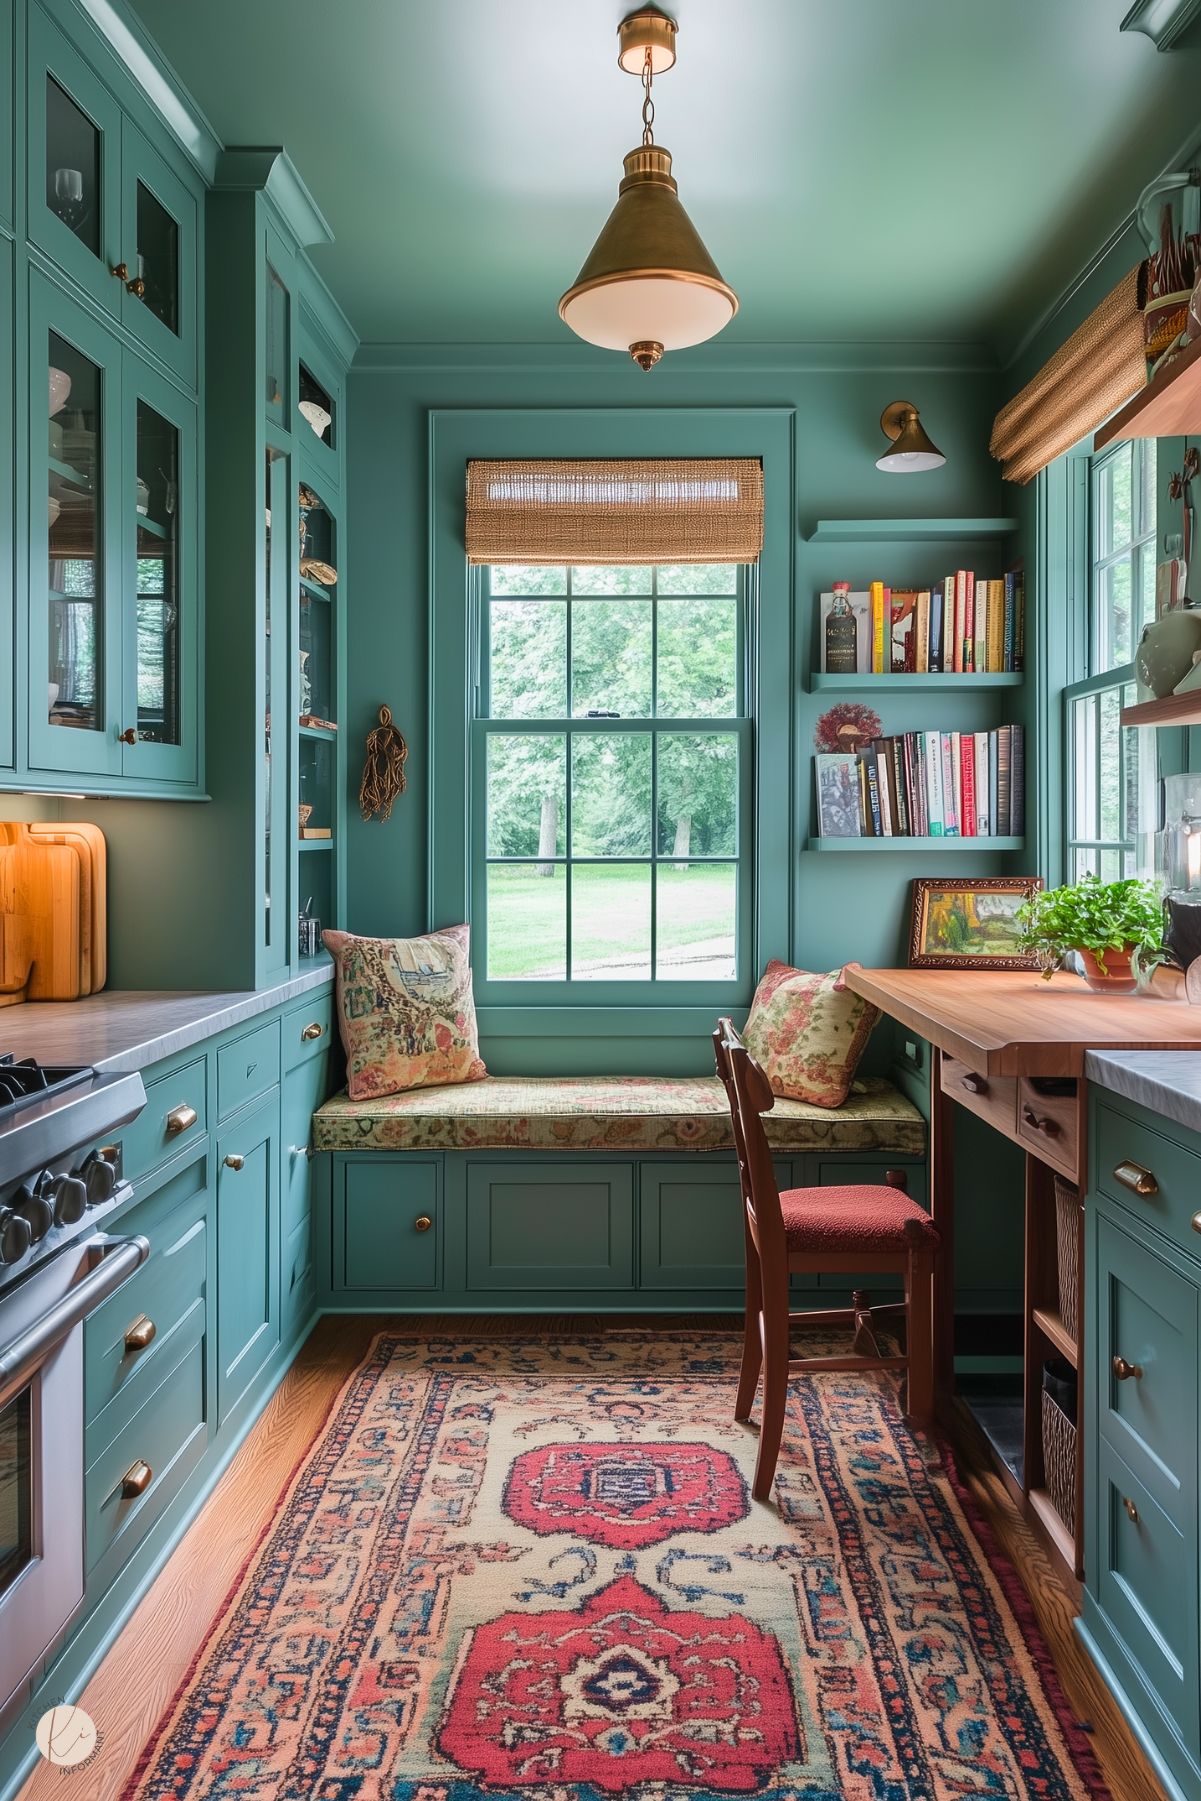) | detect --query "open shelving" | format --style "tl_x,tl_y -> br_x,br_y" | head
806,835 -> 1024,853
1120,688 -> 1201,729
808,671 -> 1023,694
805,516 -> 1018,544
1094,333 -> 1201,450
